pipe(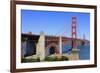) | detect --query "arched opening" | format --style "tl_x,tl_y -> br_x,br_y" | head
45,43 -> 59,56
82,41 -> 85,46
49,46 -> 55,55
